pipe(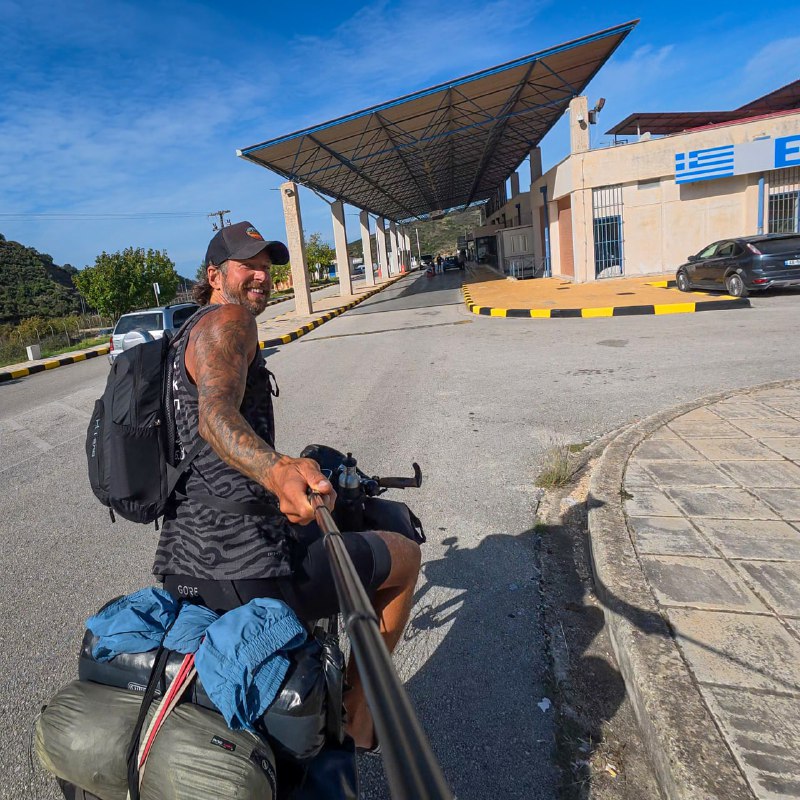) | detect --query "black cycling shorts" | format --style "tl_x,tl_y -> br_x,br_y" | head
164,530 -> 391,621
